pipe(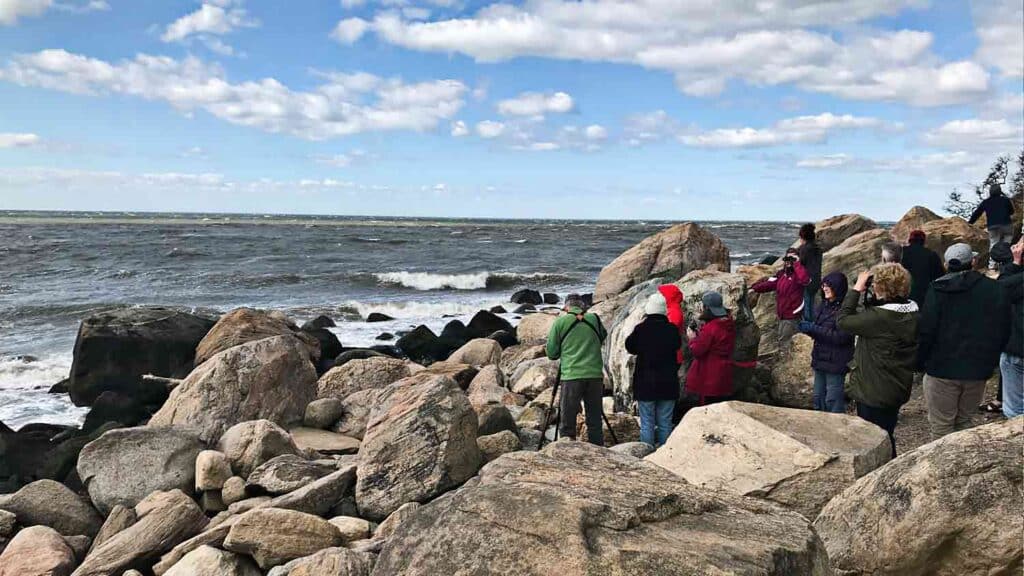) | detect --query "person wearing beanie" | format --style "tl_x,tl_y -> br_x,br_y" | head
625,292 -> 683,447
900,229 -> 943,309
684,291 -> 736,405
917,243 -> 1011,439
798,272 -> 854,413
968,183 -> 1015,265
